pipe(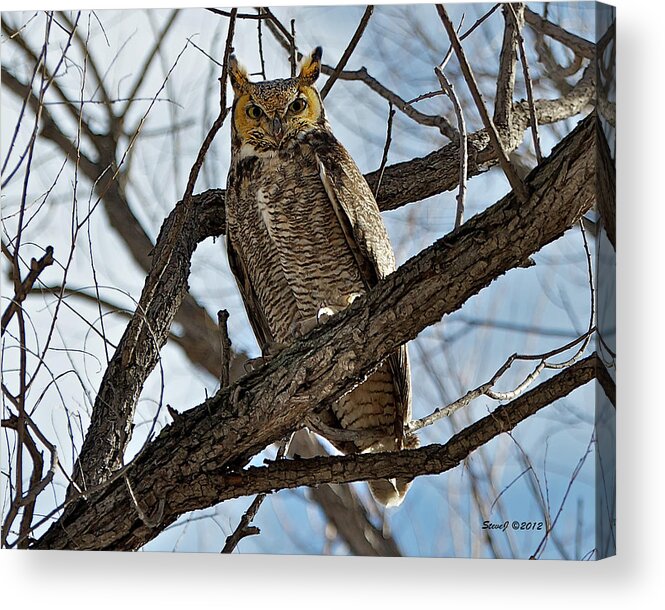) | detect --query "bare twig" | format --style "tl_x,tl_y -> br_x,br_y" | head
2,246 -> 54,335
494,3 -> 524,127
289,19 -> 296,77
207,8 -> 269,21
221,438 -> 291,553
508,4 -> 543,162
435,67 -> 467,228
256,7 -> 267,79
373,101 -> 395,198
320,5 -> 374,99
323,67 -> 456,139
220,496 -> 263,552
437,4 -> 529,203
530,432 -> 595,559
122,9 -> 180,118
409,326 -> 598,433
124,475 -> 165,529
217,310 -> 232,389
257,8 -> 456,139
